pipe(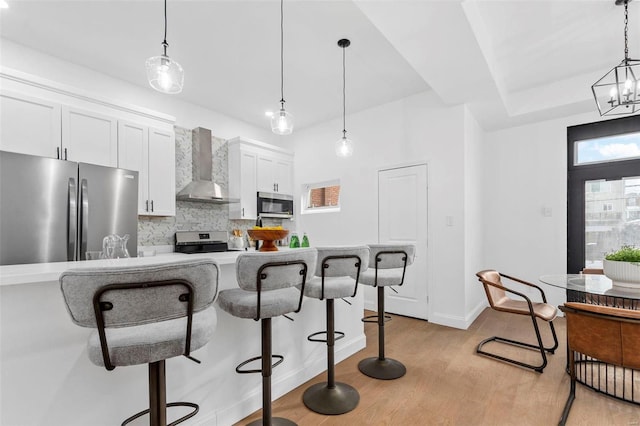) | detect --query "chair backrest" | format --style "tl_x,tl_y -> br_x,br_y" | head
235,248 -> 318,292
315,246 -> 370,278
560,302 -> 640,369
582,268 -> 604,275
368,244 -> 415,269
476,269 -> 507,307
60,259 -> 219,328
